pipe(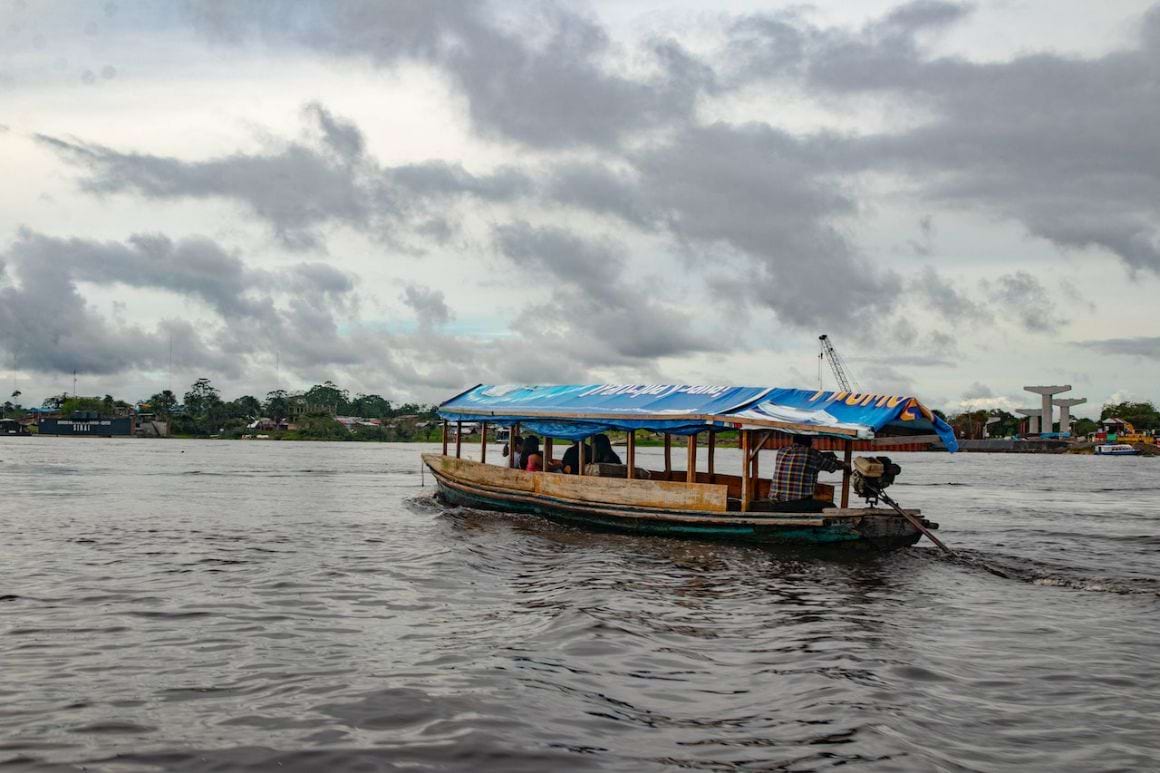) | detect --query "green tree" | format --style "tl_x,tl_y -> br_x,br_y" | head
1100,401 -> 1159,431
183,378 -> 224,434
57,396 -> 106,415
264,390 -> 290,421
351,393 -> 391,418
1073,417 -> 1098,436
226,395 -> 262,419
148,390 -> 178,416
303,381 -> 349,415
289,414 -> 348,440
2,390 -> 23,418
950,409 -> 989,439
986,409 -> 1020,437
